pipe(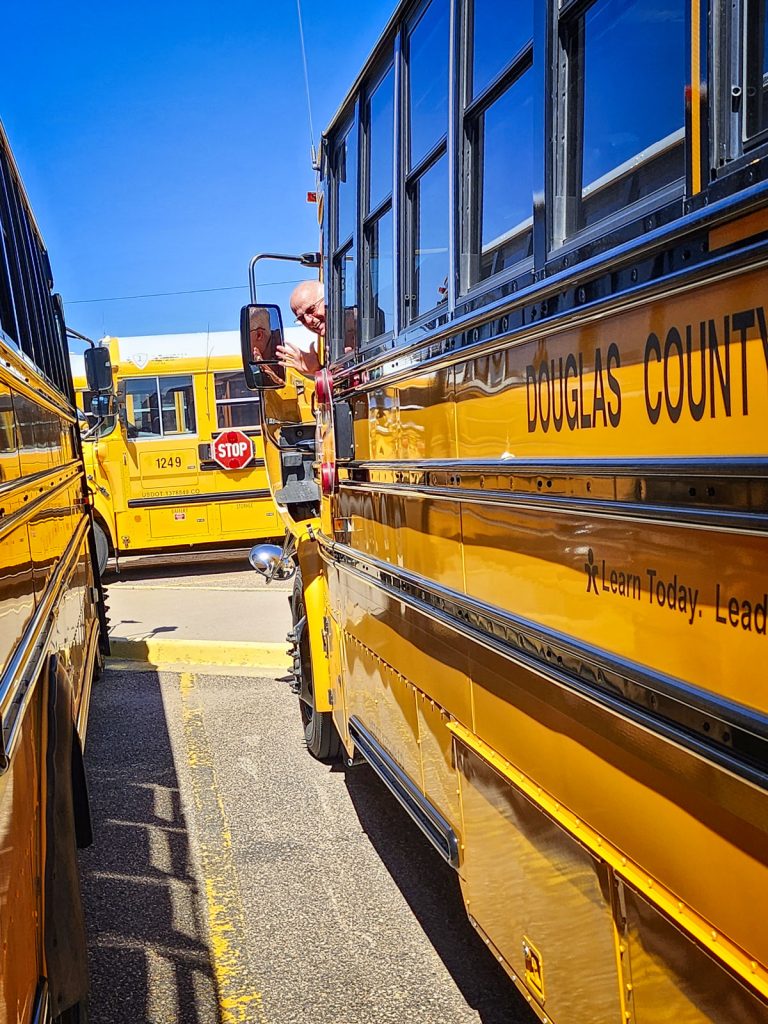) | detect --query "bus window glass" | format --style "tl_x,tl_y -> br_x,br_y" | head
124,378 -> 161,437
363,63 -> 394,344
471,0 -> 532,99
159,374 -> 195,434
577,0 -> 685,229
478,70 -> 534,280
745,0 -> 768,138
214,371 -> 259,429
341,248 -> 357,353
368,65 -> 394,212
462,0 -> 533,290
0,224 -> 16,345
336,122 -> 358,248
408,0 -> 450,170
364,207 -> 394,340
411,155 -> 449,317
0,383 -> 19,483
